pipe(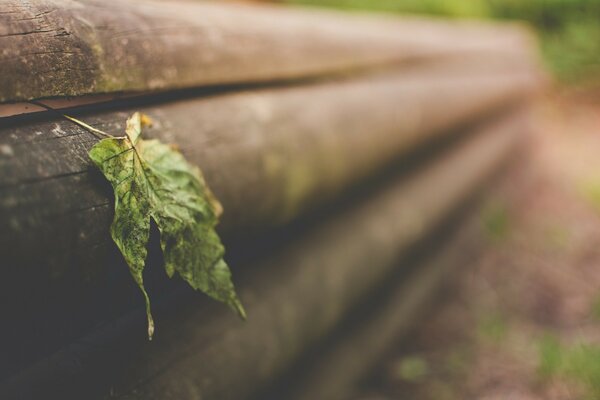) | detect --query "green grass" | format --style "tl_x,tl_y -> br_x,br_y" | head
395,355 -> 429,382
477,312 -> 509,343
591,295 -> 600,322
284,0 -> 490,17
481,201 -> 510,242
537,334 -> 600,399
580,180 -> 600,215
538,334 -> 563,378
